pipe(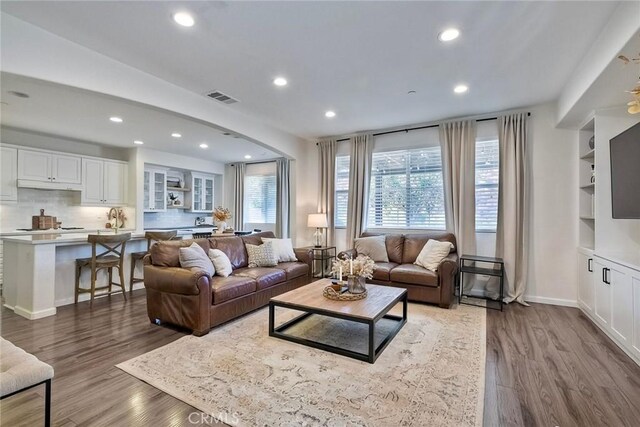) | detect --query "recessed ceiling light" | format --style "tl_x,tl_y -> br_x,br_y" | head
273,77 -> 288,87
244,155 -> 252,159
109,116 -> 123,123
438,28 -> 460,42
171,133 -> 182,138
325,110 -> 336,118
454,84 -> 468,94
173,12 -> 194,27
133,140 -> 144,145
199,143 -> 208,149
